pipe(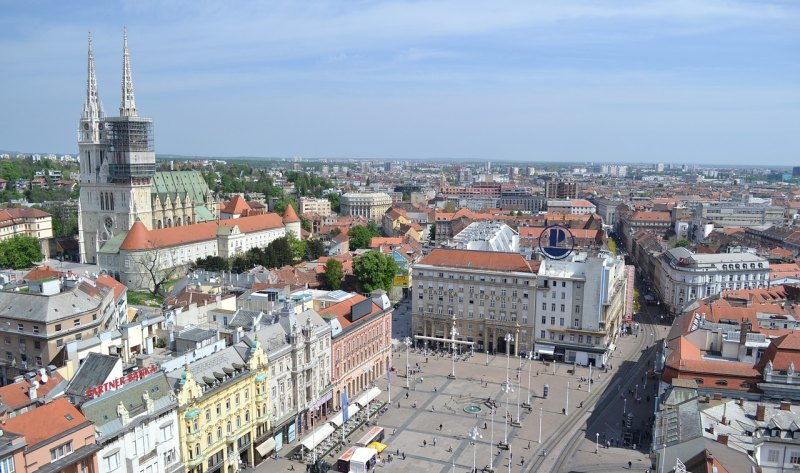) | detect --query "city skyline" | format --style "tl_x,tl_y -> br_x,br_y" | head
0,1 -> 798,164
